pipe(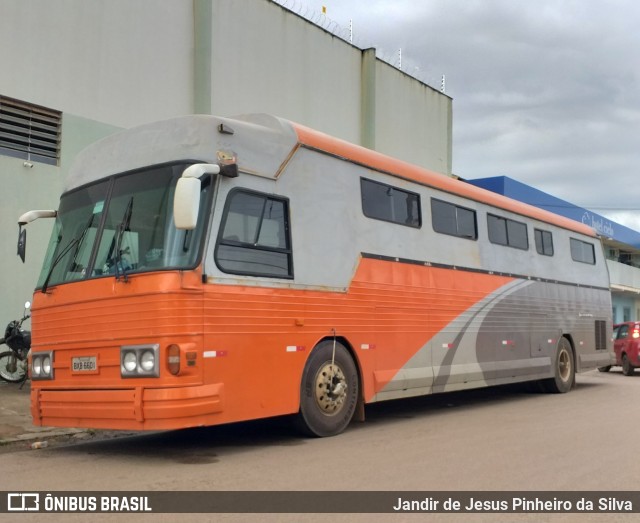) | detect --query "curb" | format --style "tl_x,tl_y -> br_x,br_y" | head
0,428 -> 87,445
